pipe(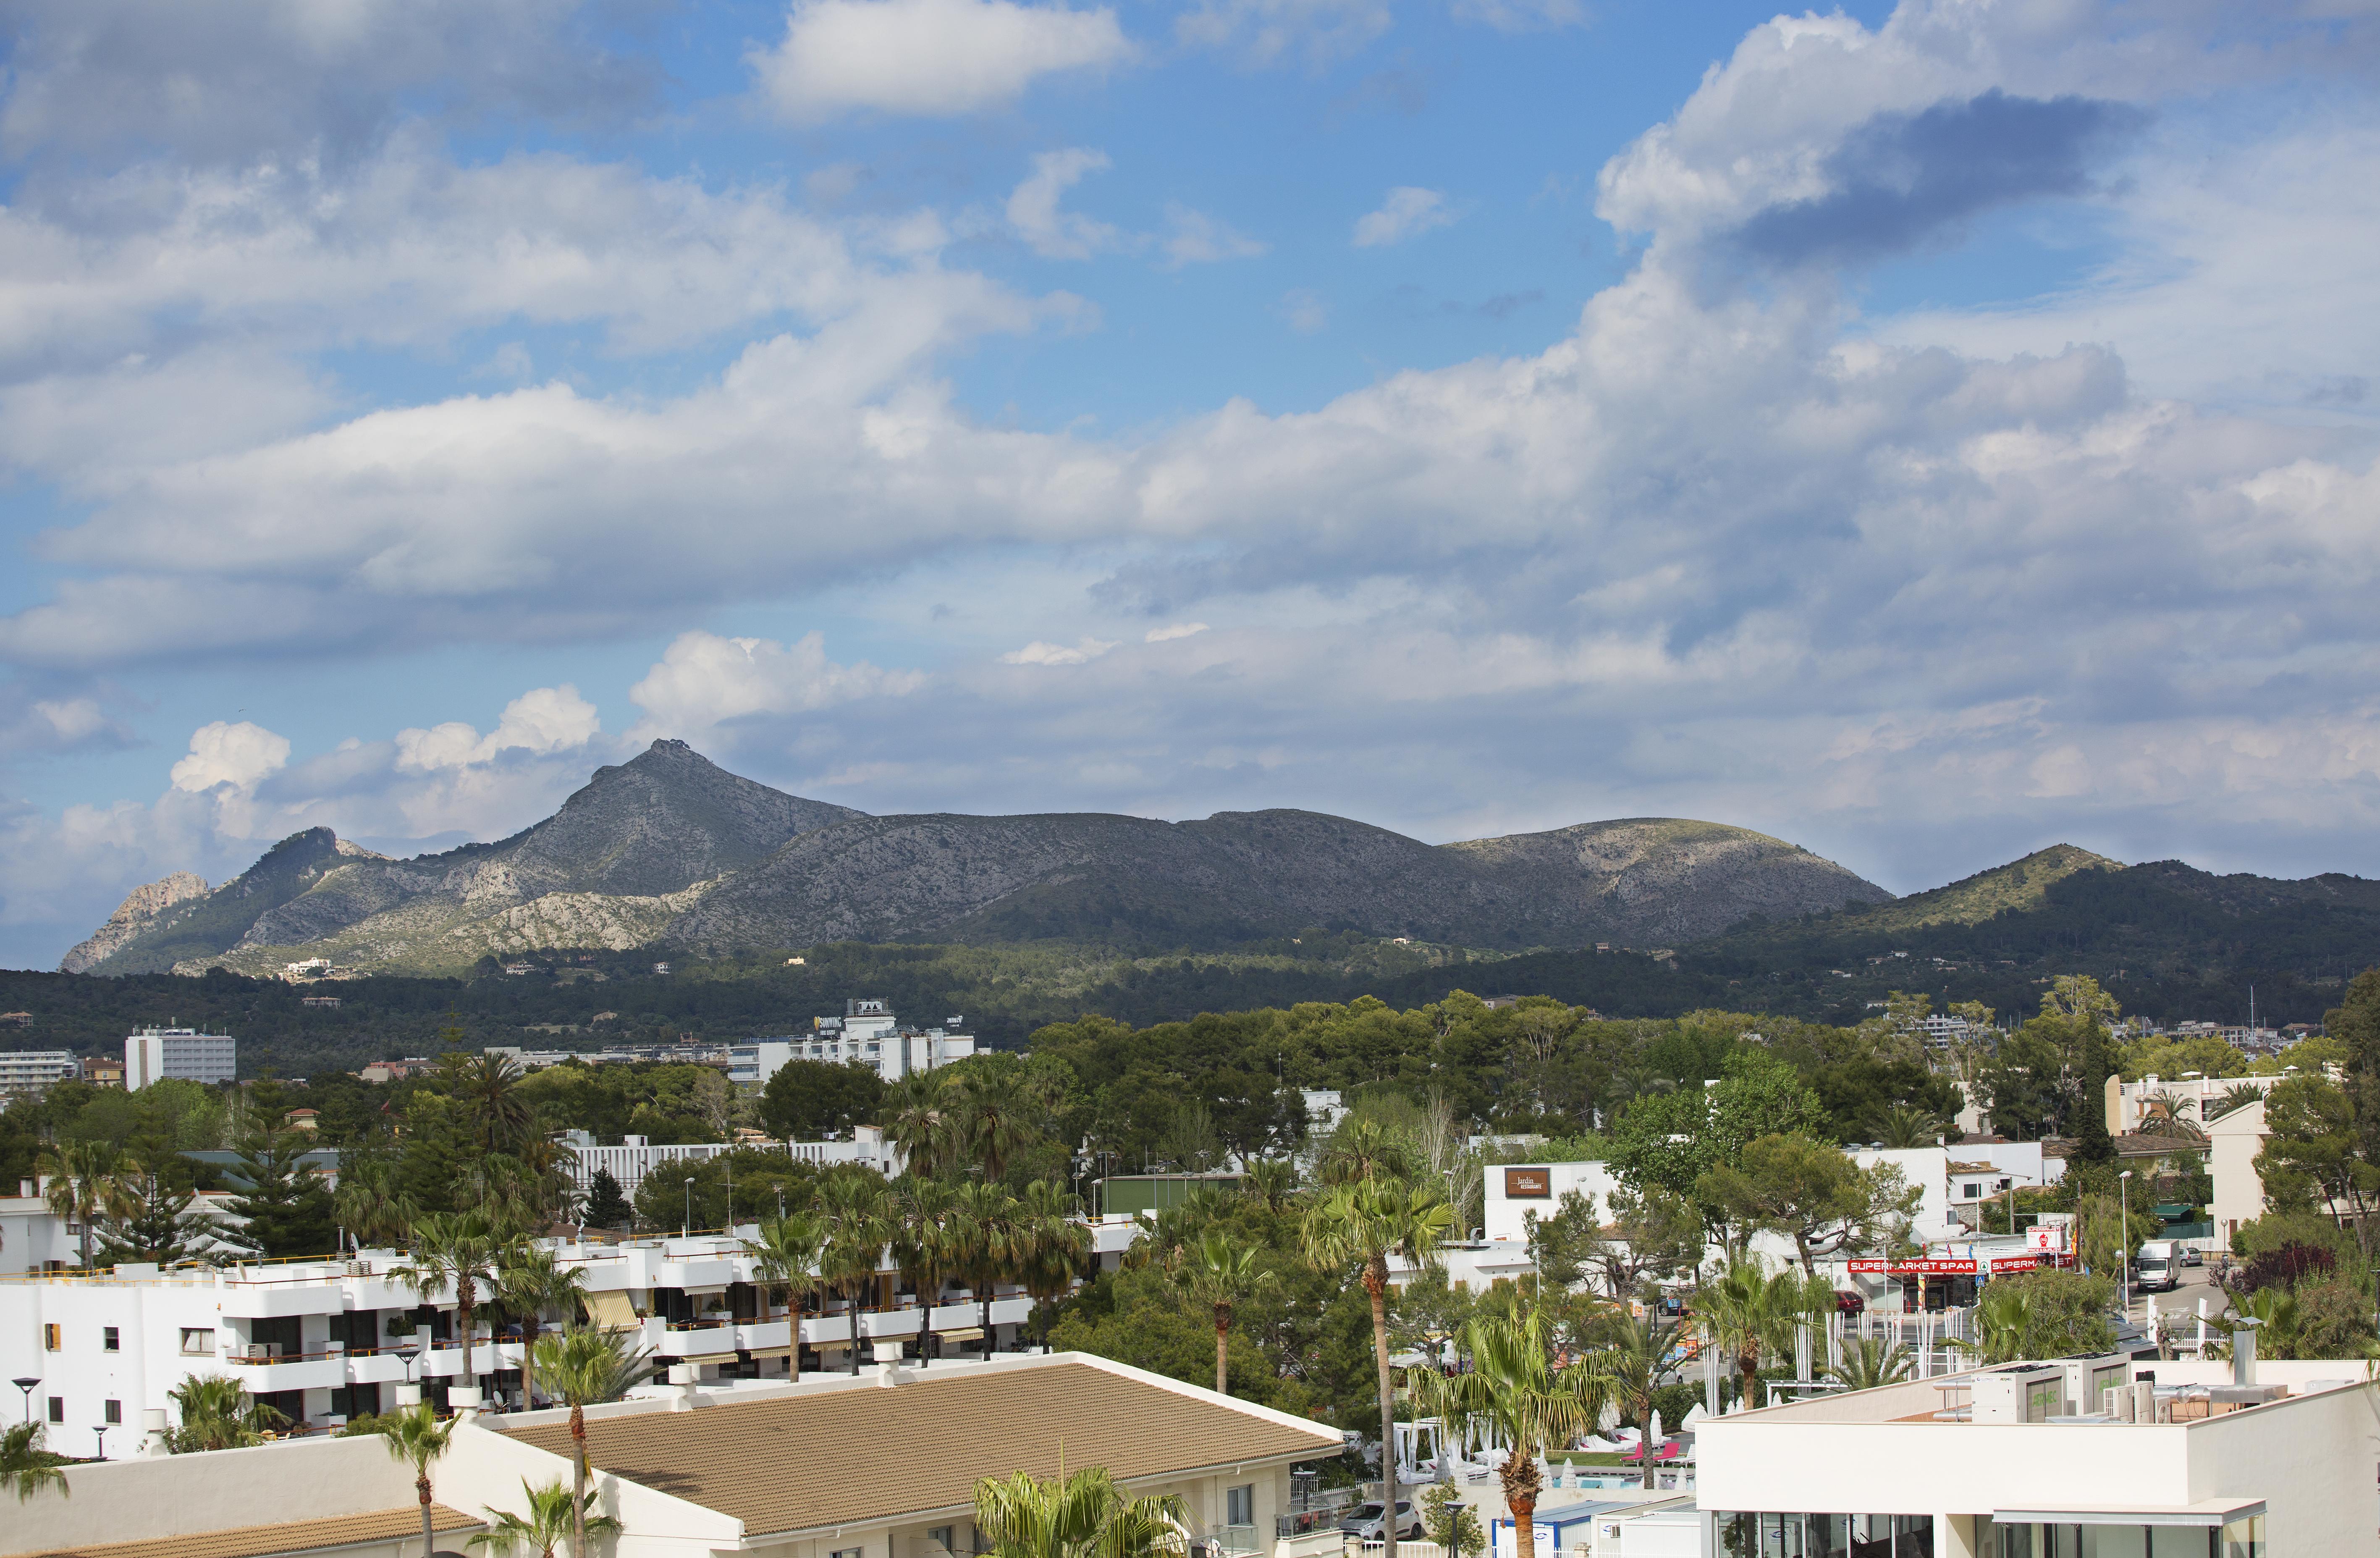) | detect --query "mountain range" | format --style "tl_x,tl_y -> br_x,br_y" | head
62,739 -> 1892,977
